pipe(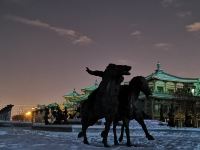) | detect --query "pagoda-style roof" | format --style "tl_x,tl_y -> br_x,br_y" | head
77,94 -> 89,102
81,85 -> 98,91
81,80 -> 98,92
47,103 -> 59,108
146,62 -> 199,83
63,101 -> 75,108
63,89 -> 80,97
63,93 -> 90,109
